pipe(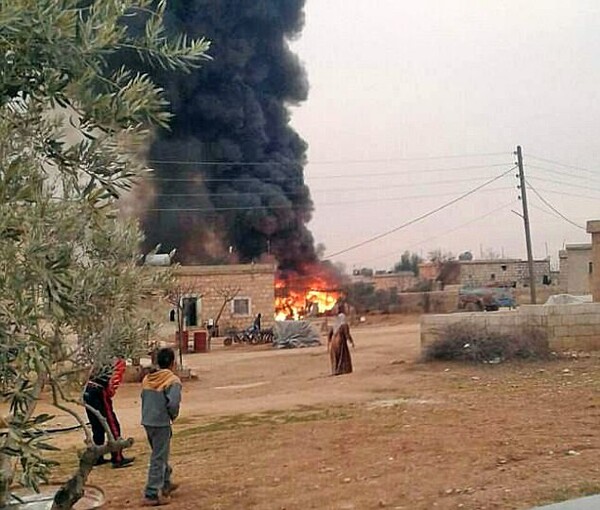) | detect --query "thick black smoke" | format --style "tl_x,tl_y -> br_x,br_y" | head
139,0 -> 316,269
